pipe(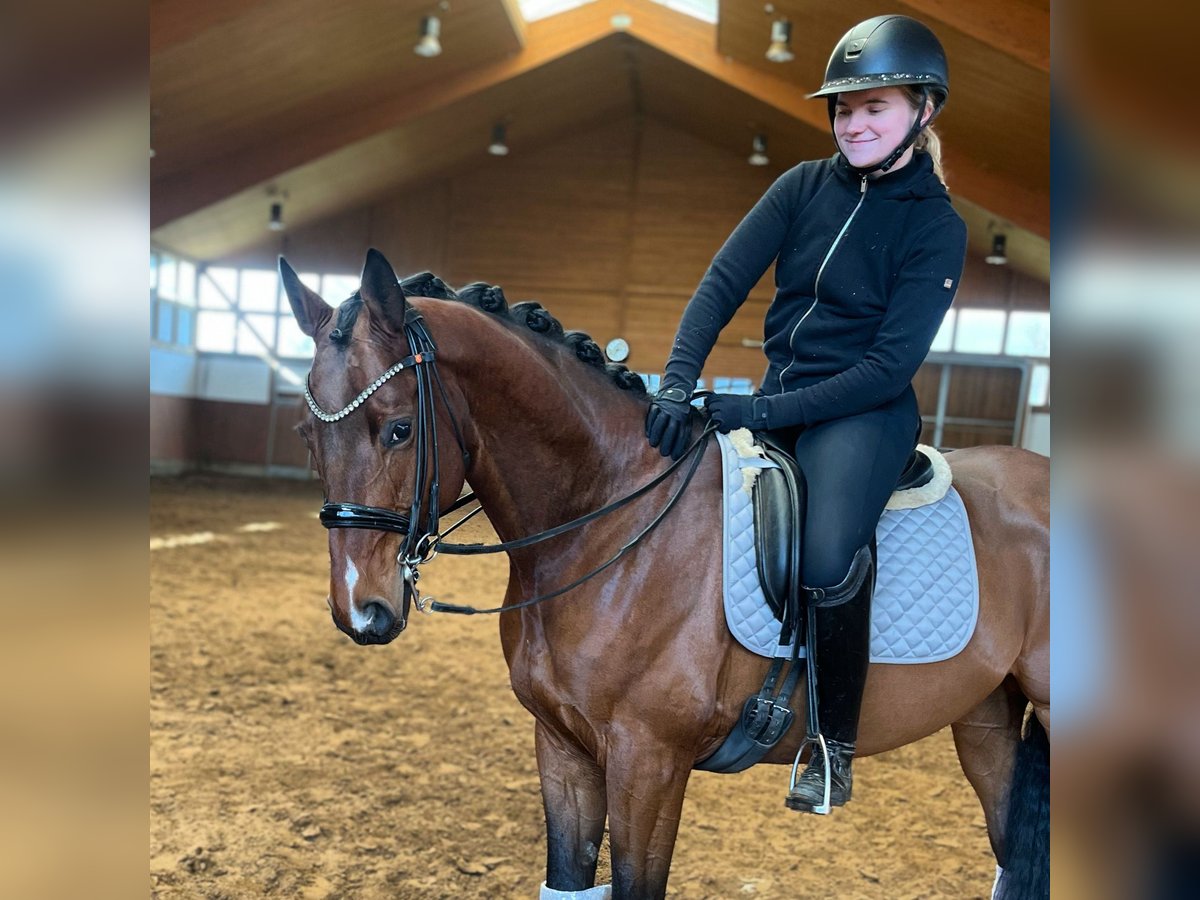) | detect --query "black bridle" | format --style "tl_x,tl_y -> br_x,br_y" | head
310,306 -> 714,616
